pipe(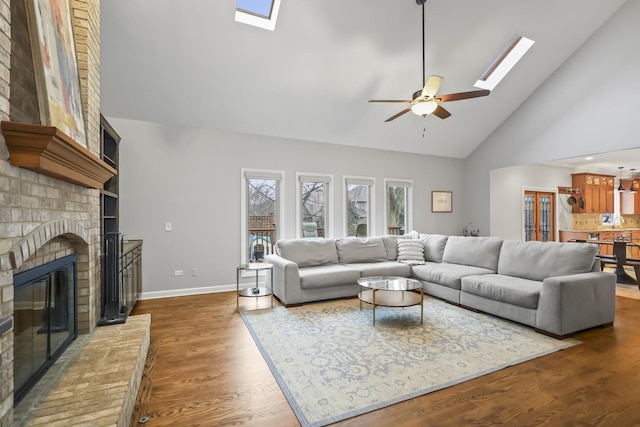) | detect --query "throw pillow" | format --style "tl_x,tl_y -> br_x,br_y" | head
397,239 -> 425,265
